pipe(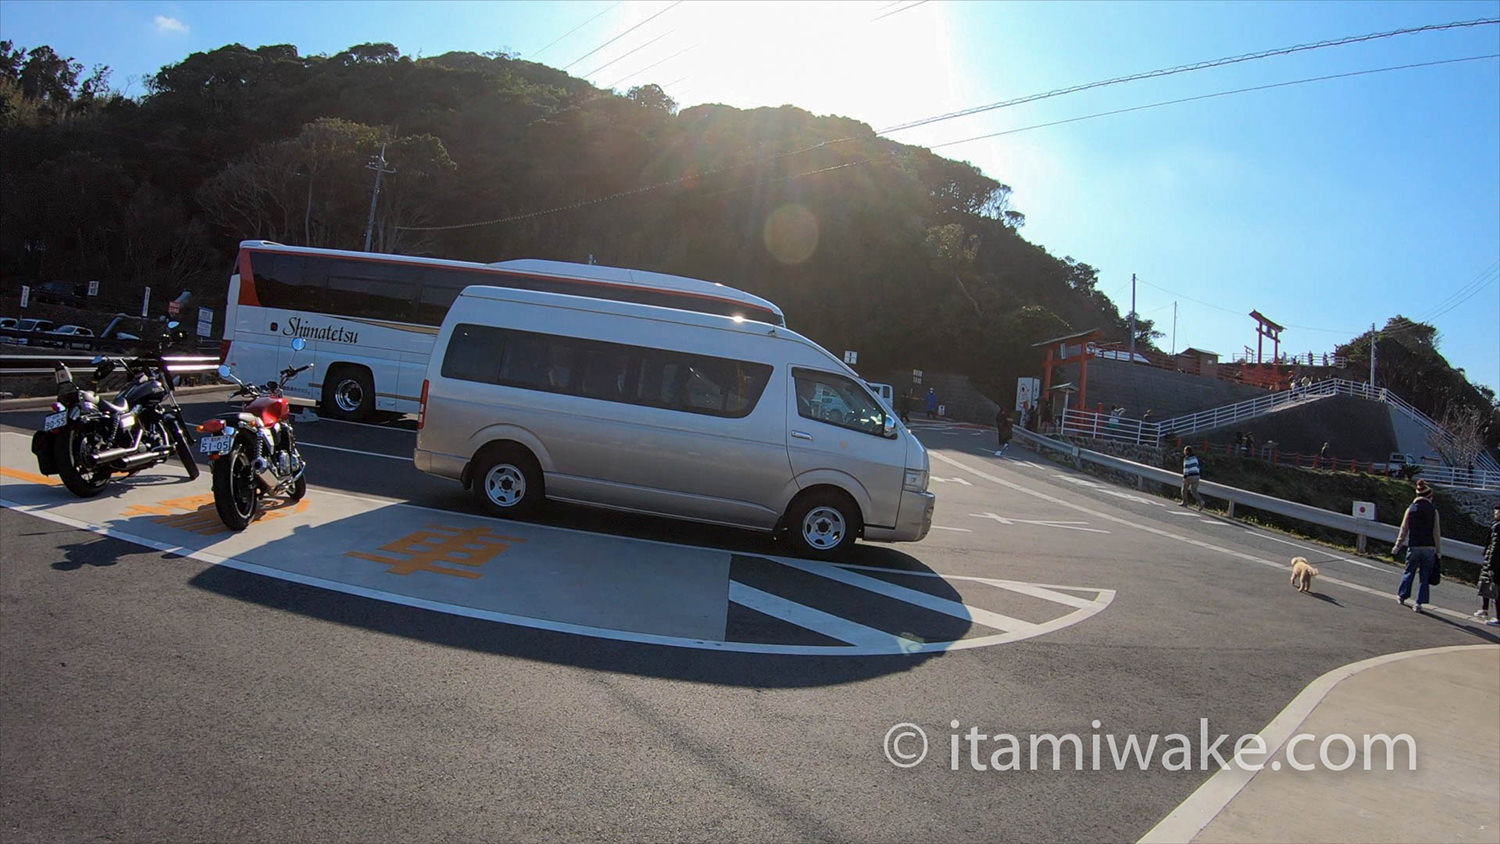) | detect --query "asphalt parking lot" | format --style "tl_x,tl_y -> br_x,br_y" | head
2,404 -> 1495,842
